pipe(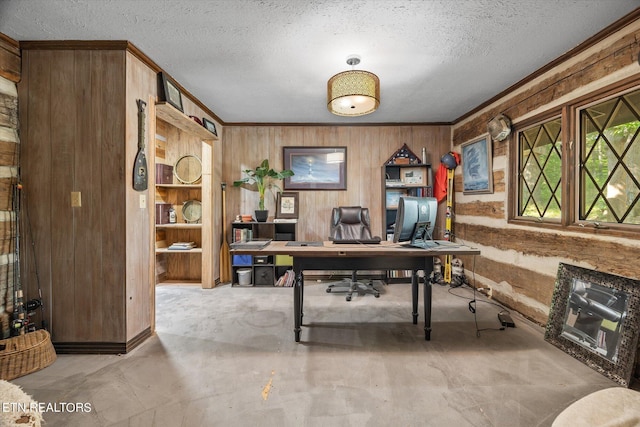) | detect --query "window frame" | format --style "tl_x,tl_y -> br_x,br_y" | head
569,80 -> 640,236
509,108 -> 567,230
509,75 -> 640,238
